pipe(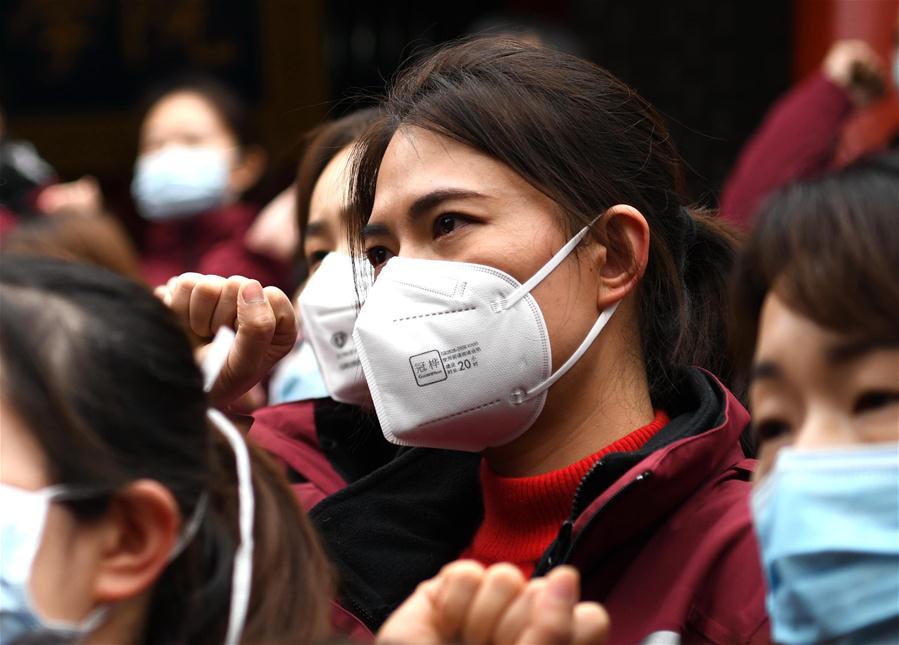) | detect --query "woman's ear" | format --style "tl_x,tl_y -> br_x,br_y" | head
230,145 -> 267,195
92,480 -> 181,604
595,204 -> 649,309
